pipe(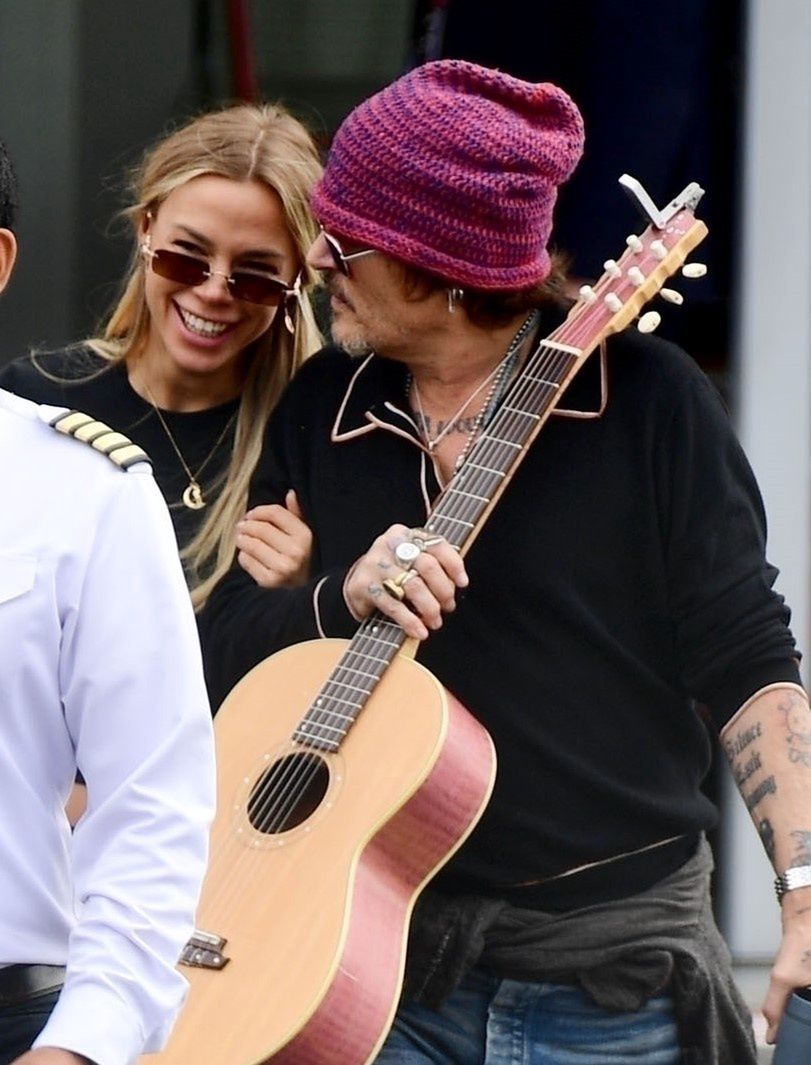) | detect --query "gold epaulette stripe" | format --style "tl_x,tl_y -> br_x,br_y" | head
49,410 -> 151,471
